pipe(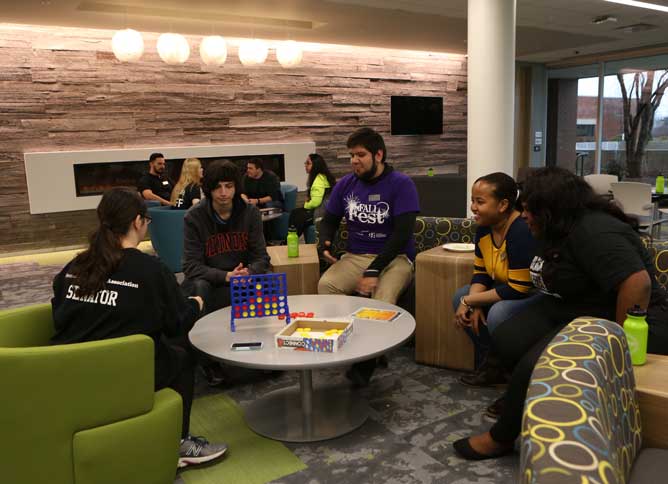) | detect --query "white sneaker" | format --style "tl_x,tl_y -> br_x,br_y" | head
178,435 -> 228,468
